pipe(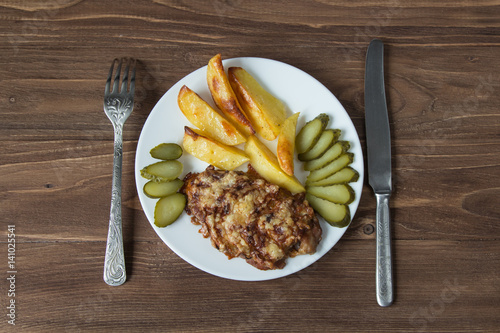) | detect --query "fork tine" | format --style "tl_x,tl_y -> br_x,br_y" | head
112,58 -> 123,93
104,59 -> 117,95
121,59 -> 131,93
129,59 -> 137,95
